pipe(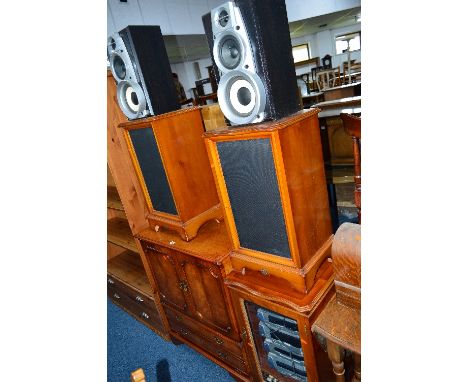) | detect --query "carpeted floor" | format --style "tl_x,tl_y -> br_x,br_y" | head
107,299 -> 235,382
